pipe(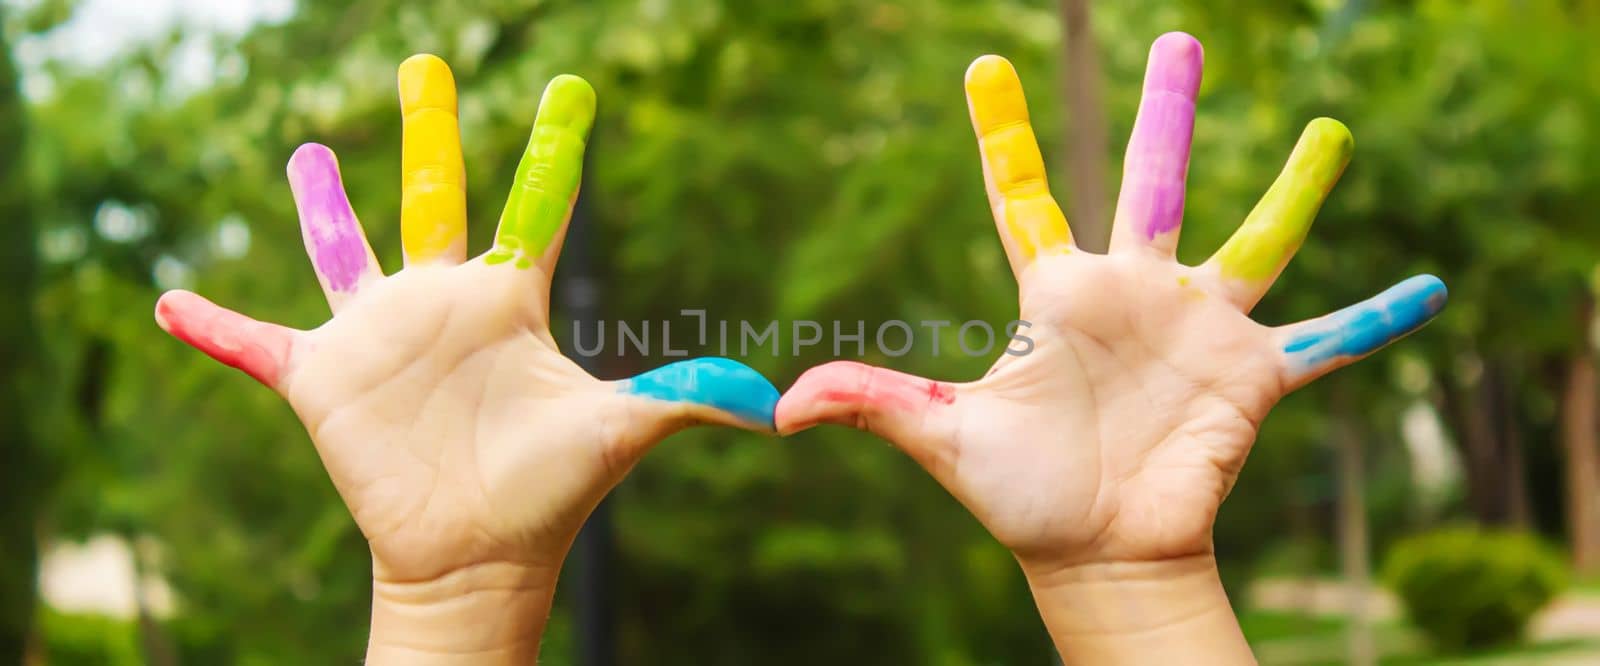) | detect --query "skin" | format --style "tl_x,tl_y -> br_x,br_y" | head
778,32 -> 1446,664
157,55 -> 777,665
